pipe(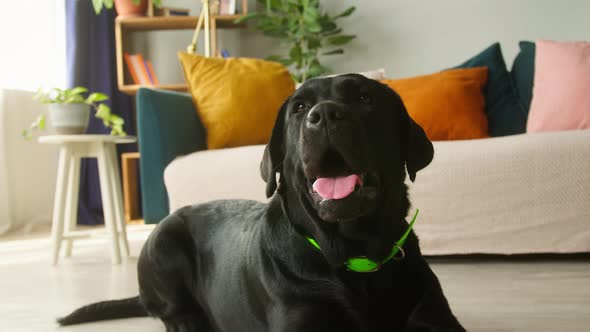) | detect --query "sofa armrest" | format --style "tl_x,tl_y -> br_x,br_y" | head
136,88 -> 206,224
